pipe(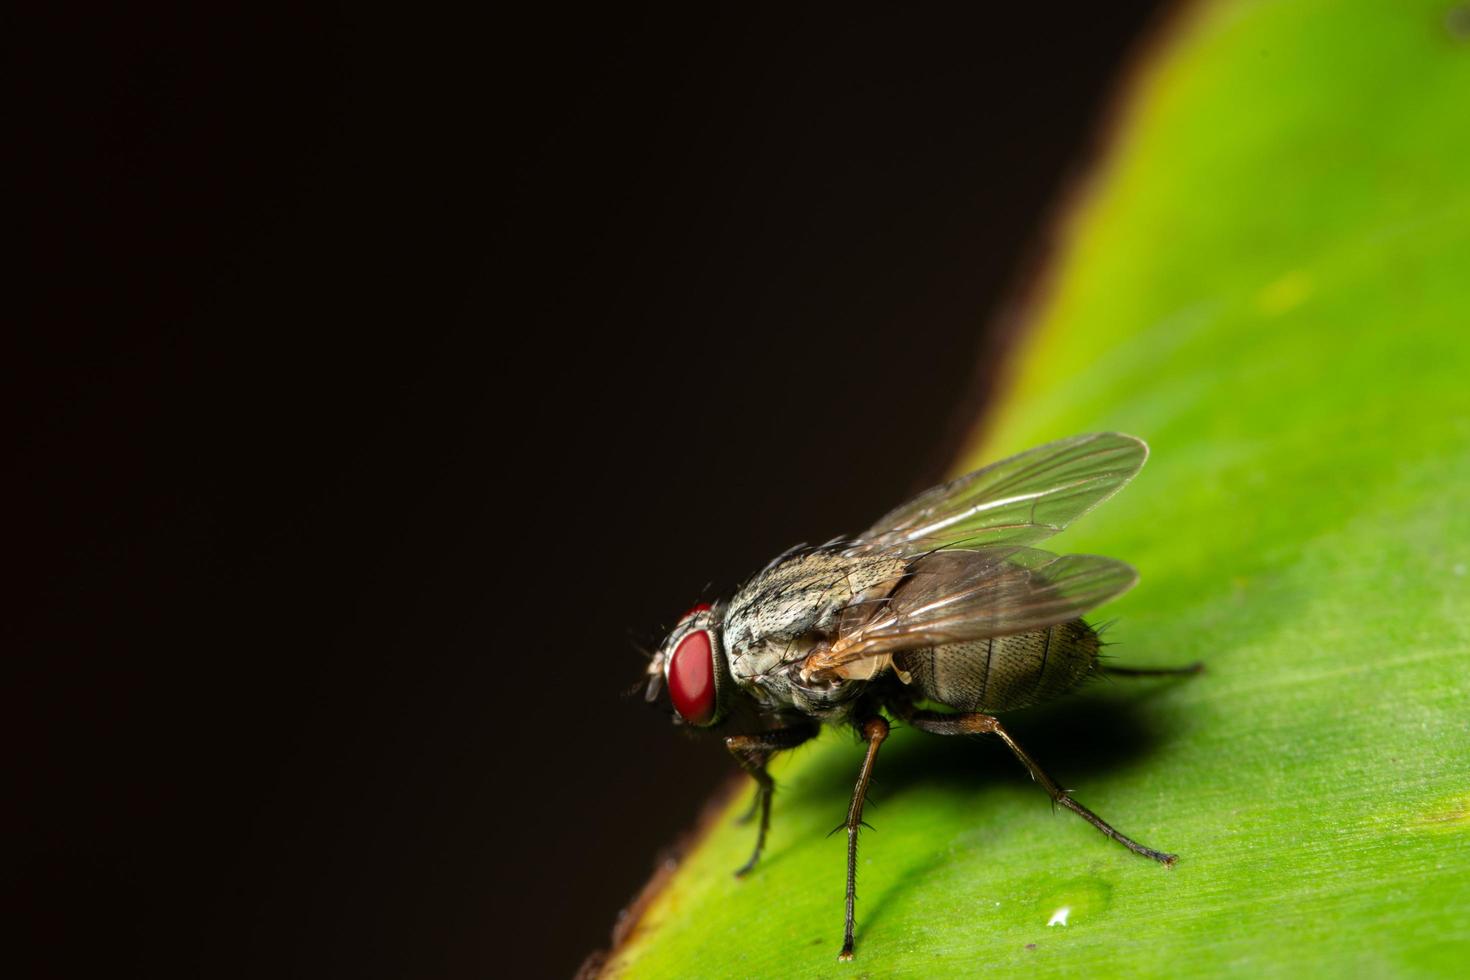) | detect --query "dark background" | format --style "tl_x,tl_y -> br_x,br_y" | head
12,4 -> 1163,978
